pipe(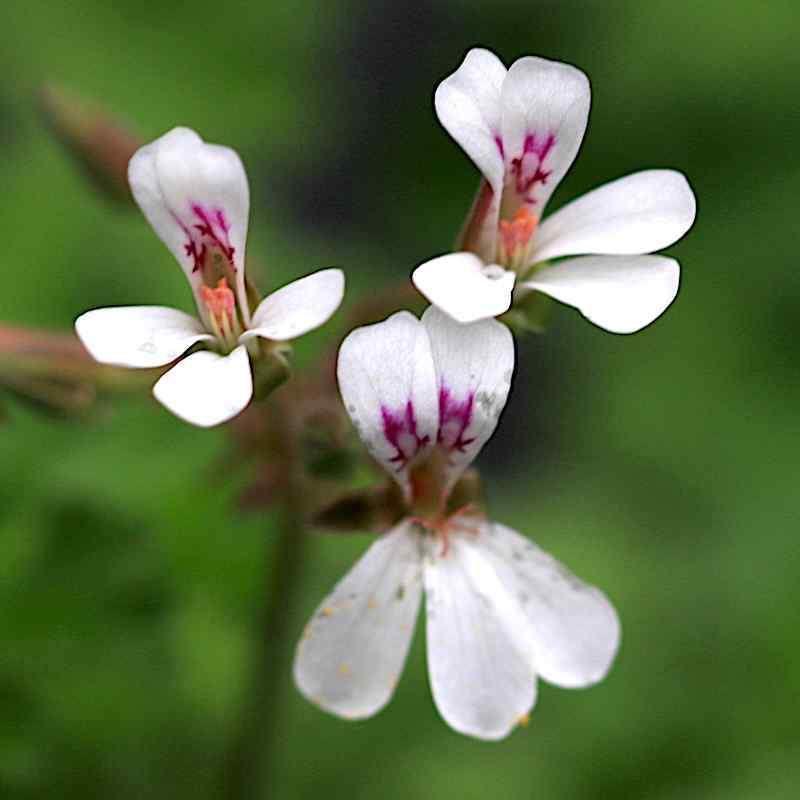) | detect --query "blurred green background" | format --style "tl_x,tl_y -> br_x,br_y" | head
1,0 -> 798,797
